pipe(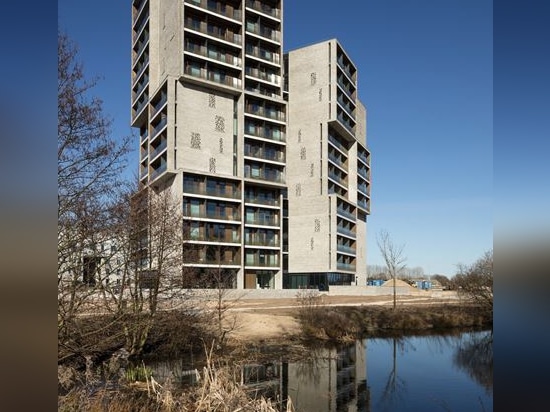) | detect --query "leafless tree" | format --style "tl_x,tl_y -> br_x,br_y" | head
57,31 -> 131,361
454,250 -> 493,316
104,184 -> 198,356
377,230 -> 407,310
